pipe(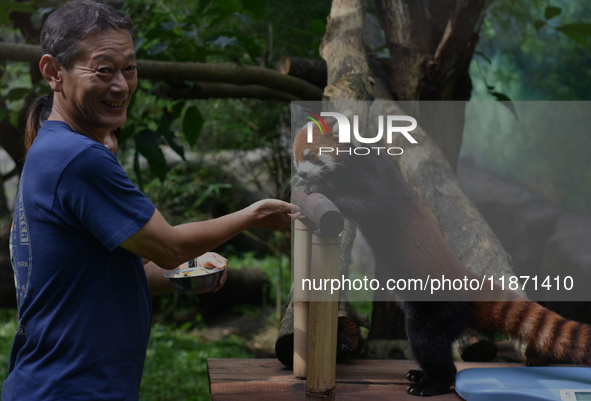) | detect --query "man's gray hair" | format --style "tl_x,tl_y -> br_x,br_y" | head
40,0 -> 134,70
